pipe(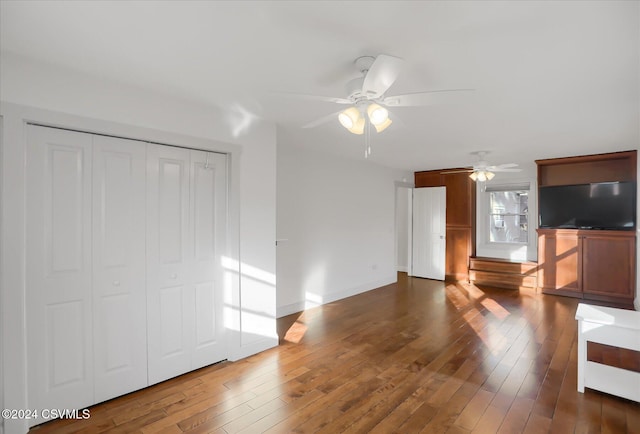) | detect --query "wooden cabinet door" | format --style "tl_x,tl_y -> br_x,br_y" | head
443,172 -> 473,227
446,227 -> 472,281
538,230 -> 581,294
582,233 -> 635,300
